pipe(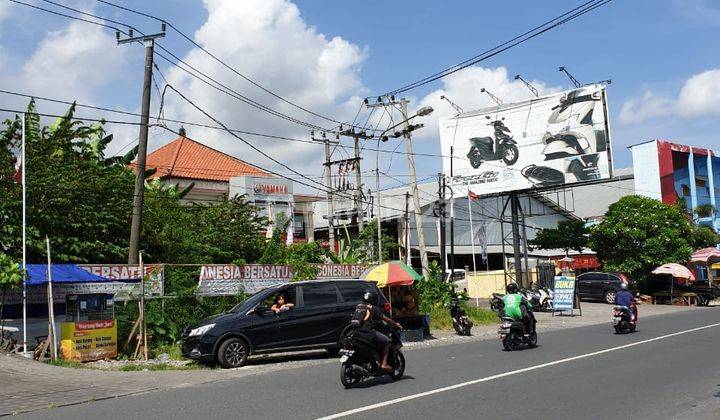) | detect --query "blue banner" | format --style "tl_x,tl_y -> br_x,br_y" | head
553,276 -> 576,311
